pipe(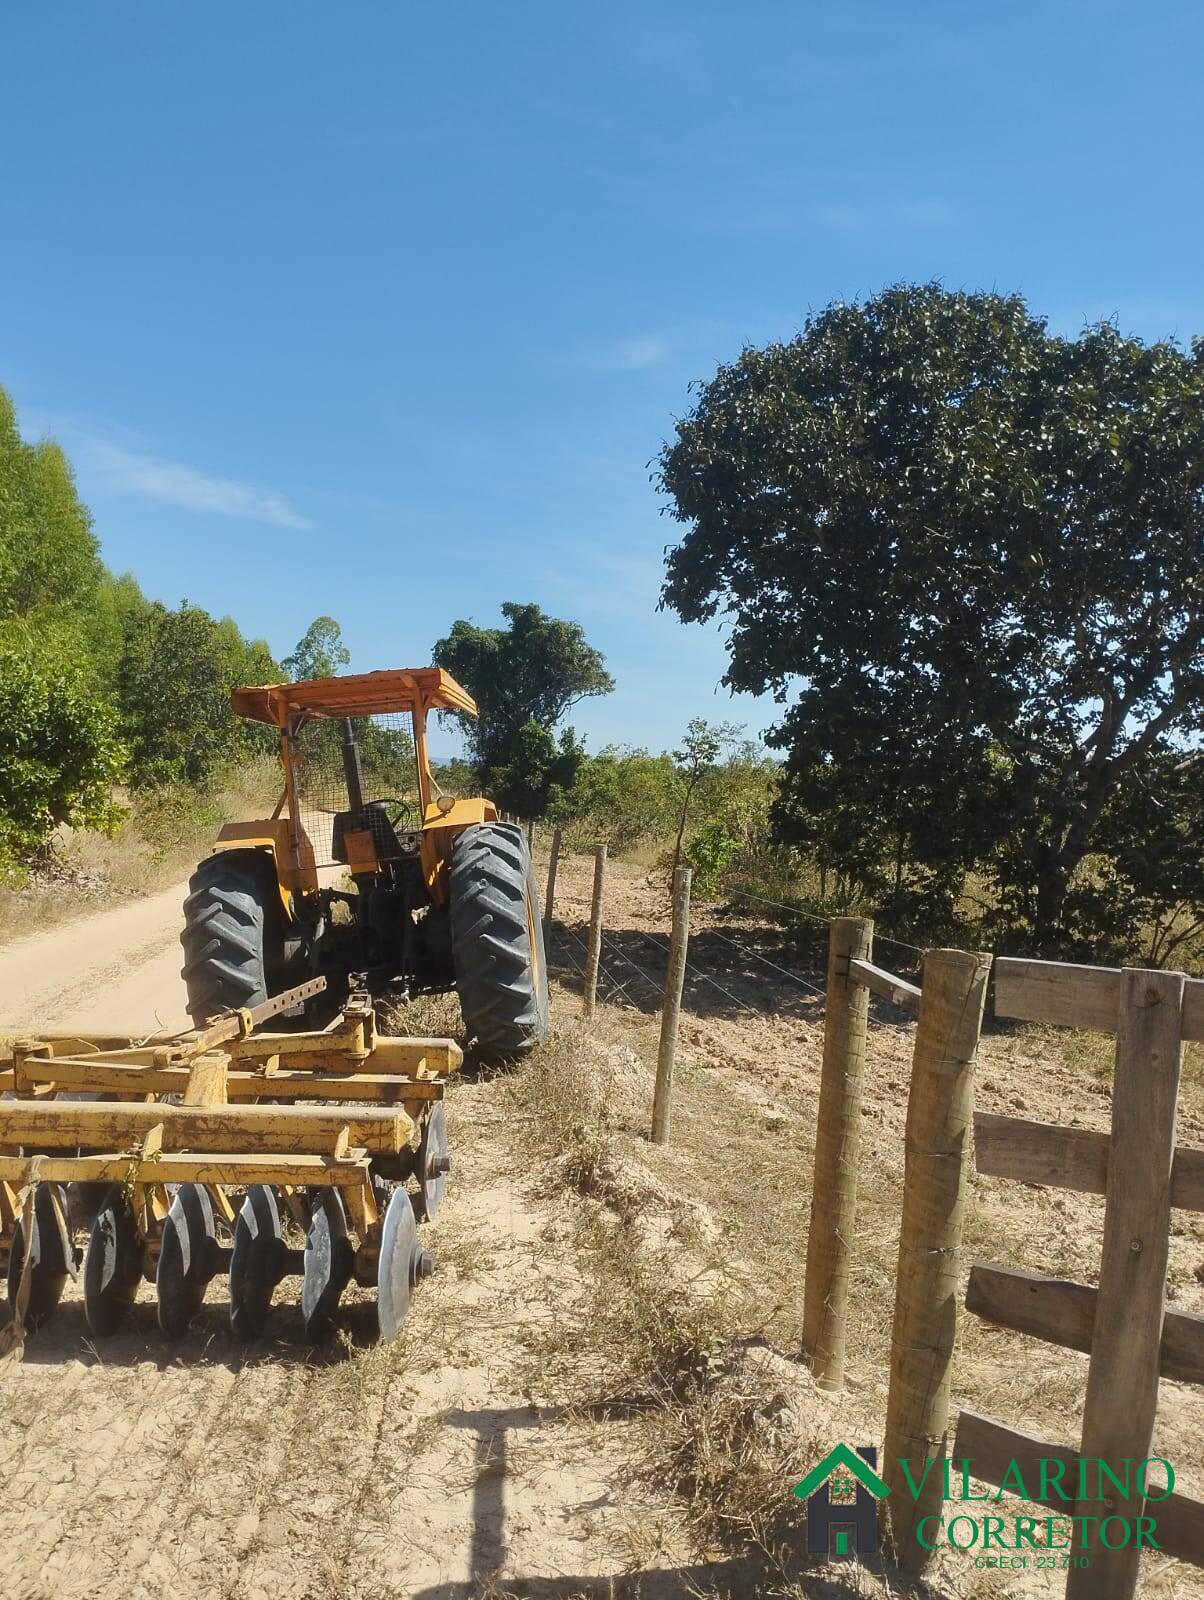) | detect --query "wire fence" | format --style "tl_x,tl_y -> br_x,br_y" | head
537,836 -> 924,1037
